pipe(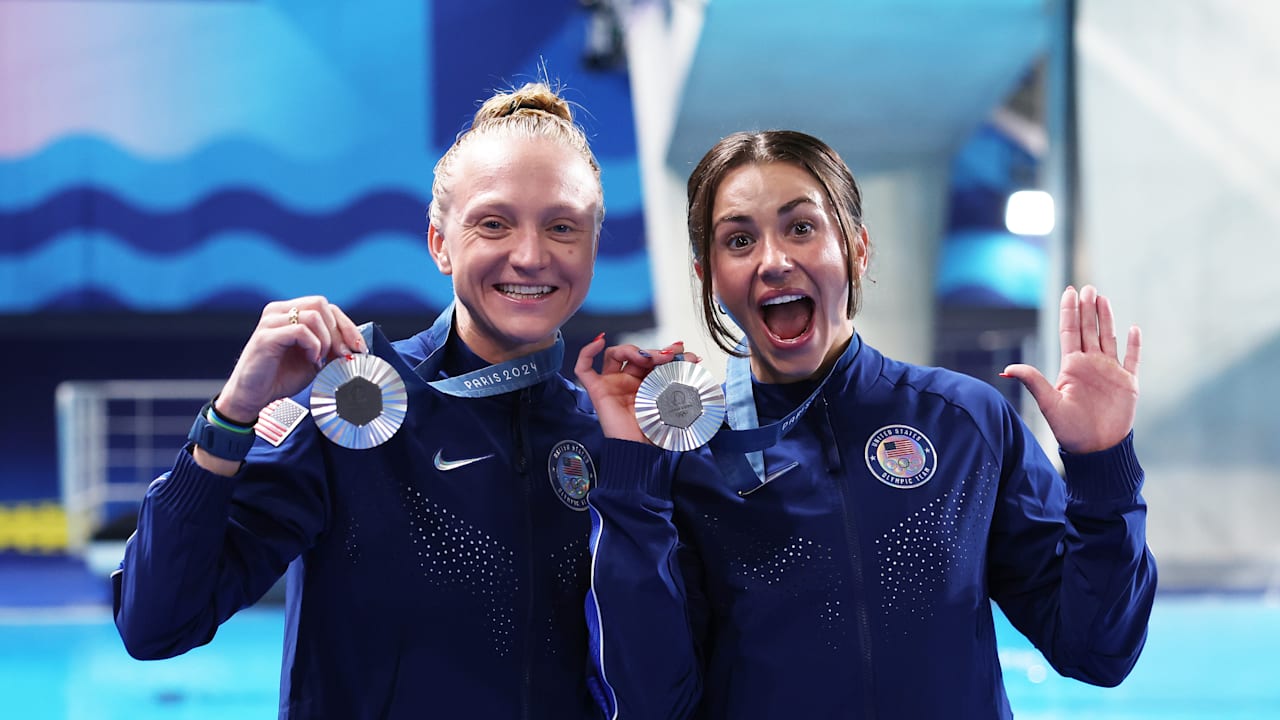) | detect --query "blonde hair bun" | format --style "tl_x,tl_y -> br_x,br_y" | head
429,79 -> 602,230
473,82 -> 574,125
